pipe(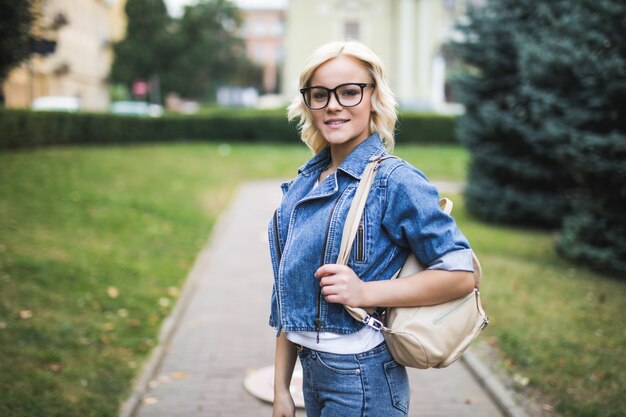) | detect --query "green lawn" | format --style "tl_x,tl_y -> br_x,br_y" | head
0,143 -> 623,417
